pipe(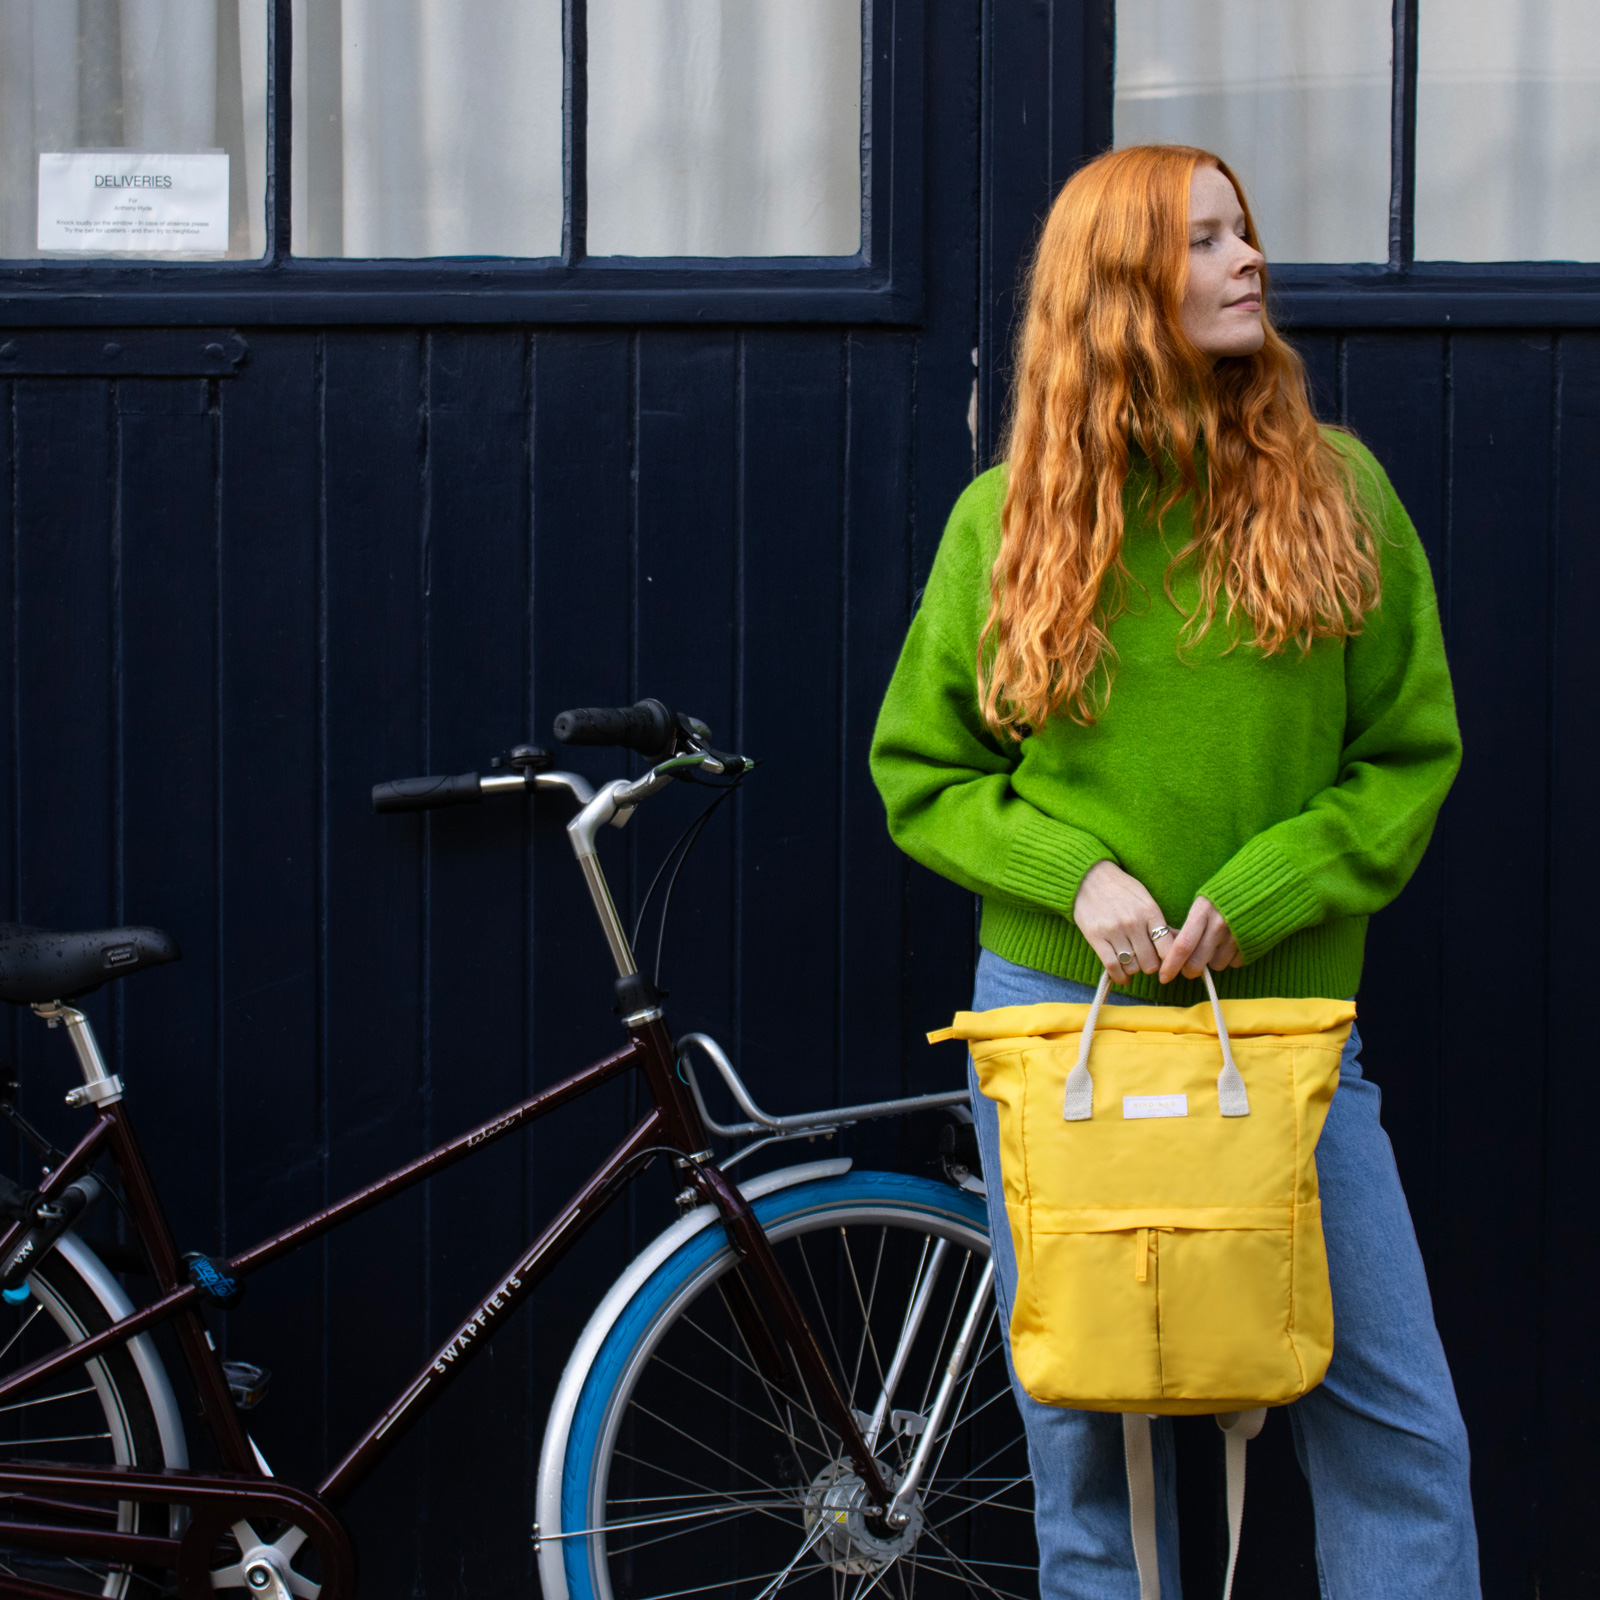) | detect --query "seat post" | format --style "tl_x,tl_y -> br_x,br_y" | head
31,1002 -> 124,1109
